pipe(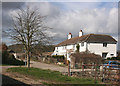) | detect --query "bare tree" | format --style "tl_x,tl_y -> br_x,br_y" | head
7,7 -> 52,68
